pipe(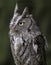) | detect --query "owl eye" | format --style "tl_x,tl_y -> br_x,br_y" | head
18,22 -> 24,26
